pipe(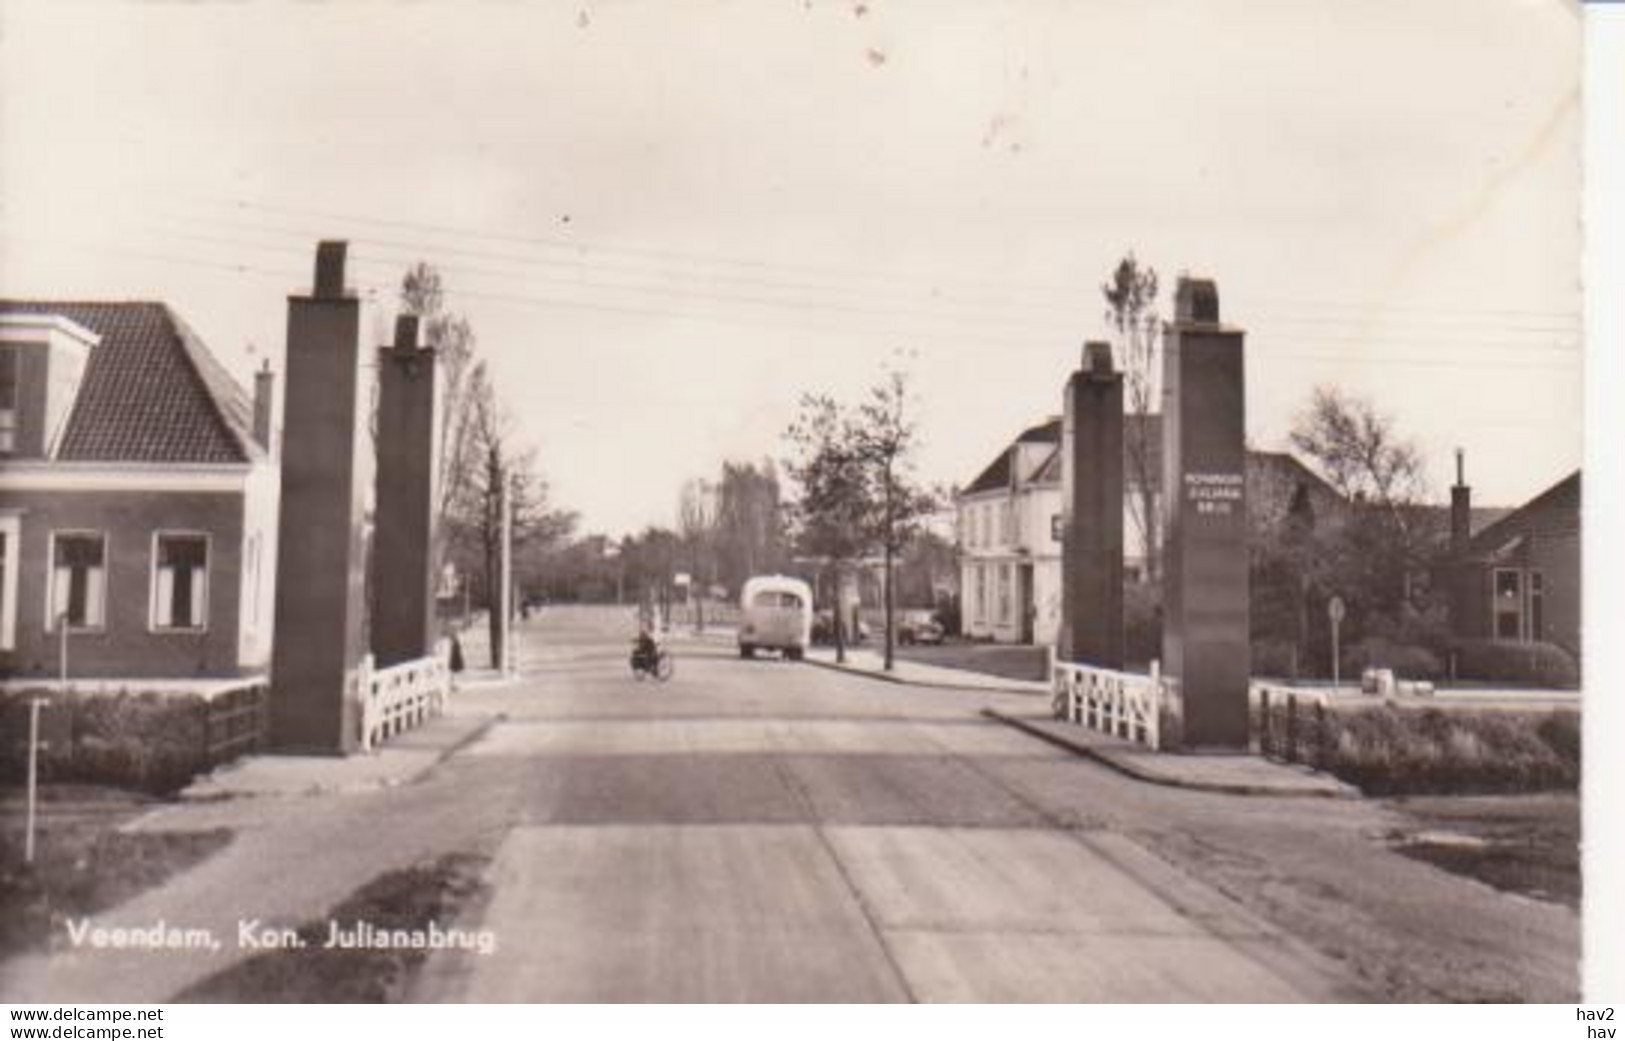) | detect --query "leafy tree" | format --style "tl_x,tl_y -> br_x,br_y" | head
784,367 -> 935,670
784,394 -> 870,664
851,367 -> 937,671
1103,253 -> 1163,584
